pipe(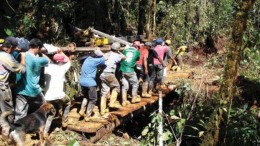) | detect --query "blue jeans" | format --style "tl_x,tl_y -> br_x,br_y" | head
121,72 -> 139,97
